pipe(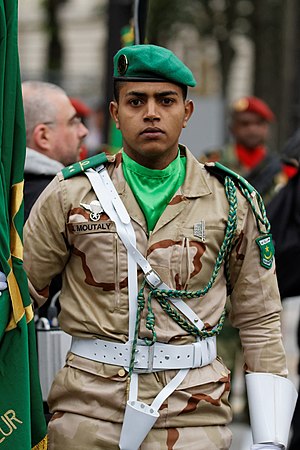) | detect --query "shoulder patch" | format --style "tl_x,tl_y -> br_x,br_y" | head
61,153 -> 109,180
256,234 -> 275,269
204,161 -> 255,194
